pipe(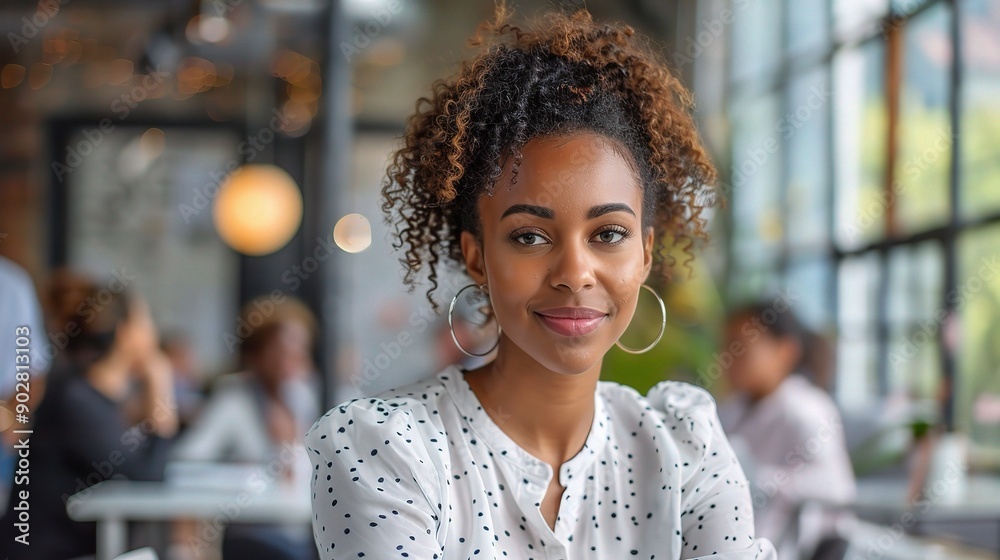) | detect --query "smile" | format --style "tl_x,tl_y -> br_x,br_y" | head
534,307 -> 608,337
